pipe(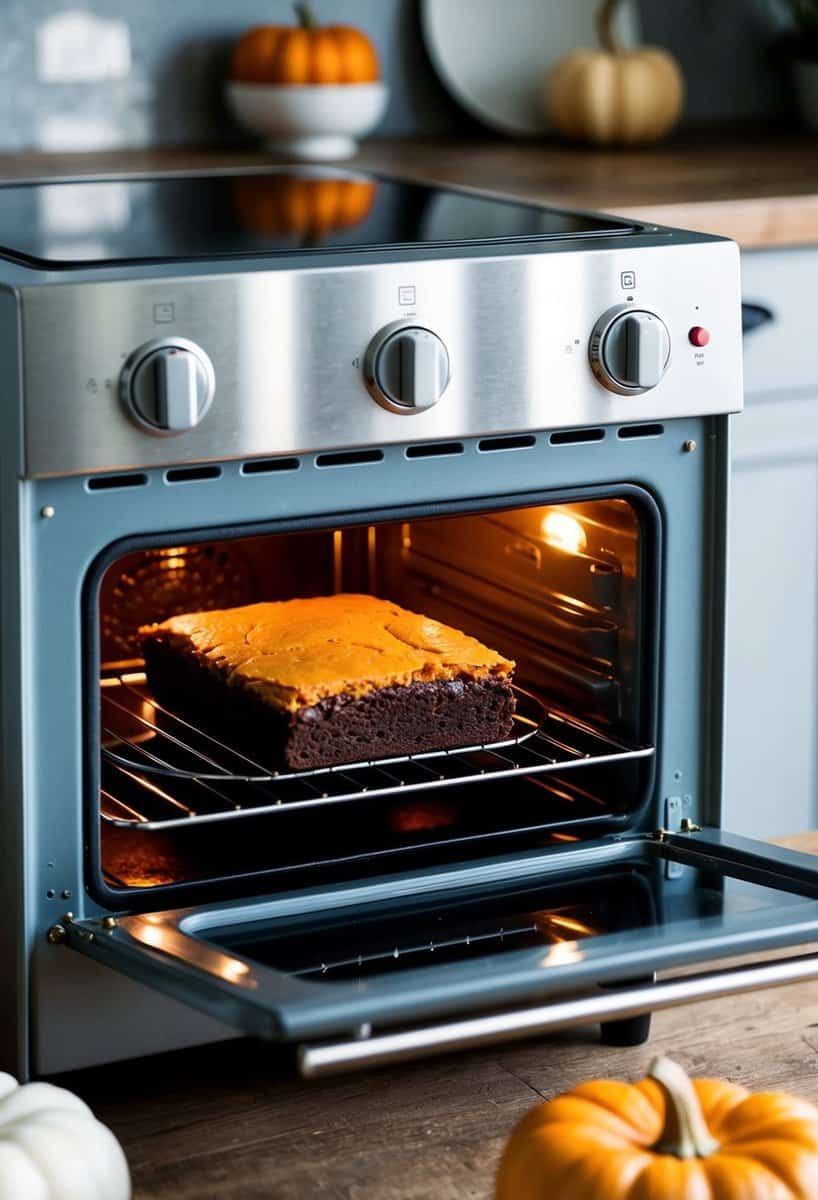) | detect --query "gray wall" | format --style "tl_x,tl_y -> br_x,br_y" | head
0,0 -> 799,153
641,0 -> 794,123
